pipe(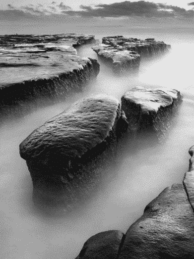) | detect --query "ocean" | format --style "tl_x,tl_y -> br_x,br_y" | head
0,26 -> 194,259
